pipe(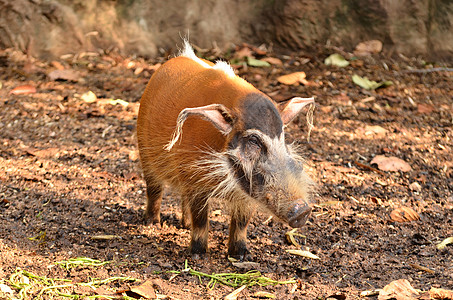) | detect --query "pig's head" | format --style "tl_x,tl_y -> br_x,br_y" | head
165,93 -> 315,227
